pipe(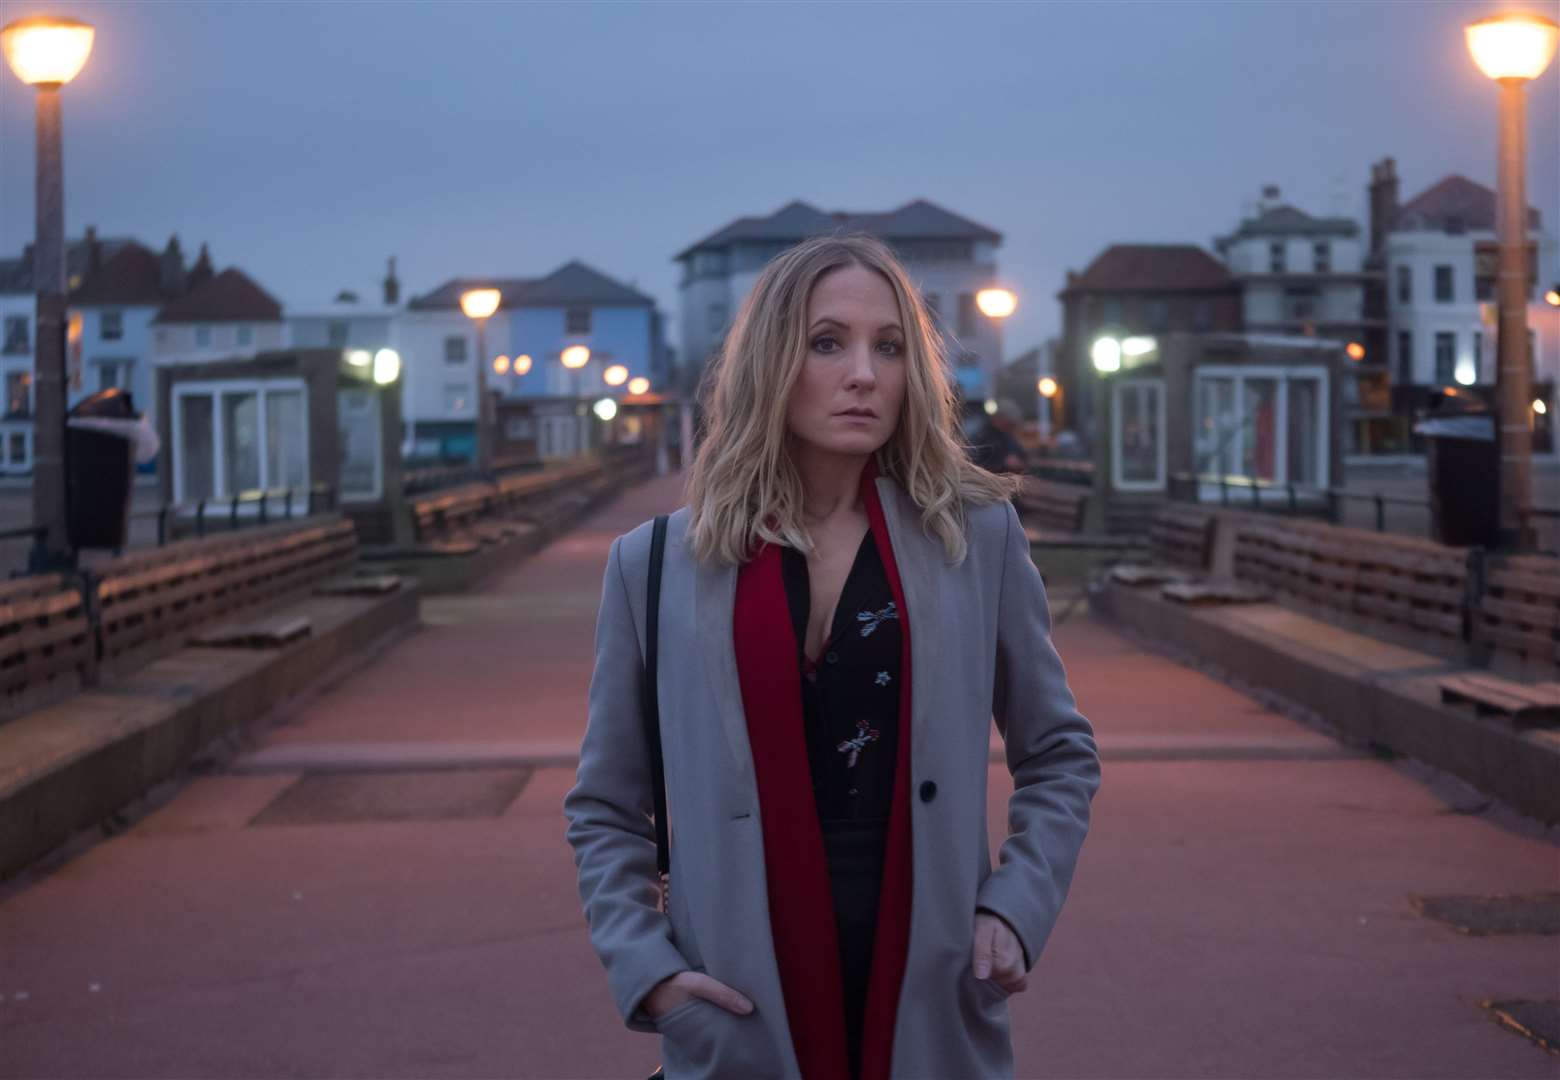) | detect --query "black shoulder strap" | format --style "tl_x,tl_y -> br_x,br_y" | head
642,515 -> 671,887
